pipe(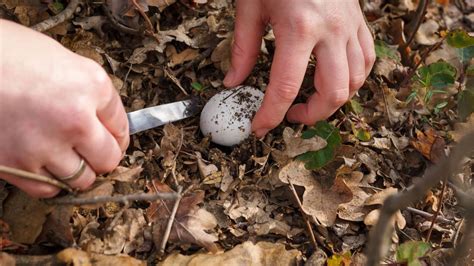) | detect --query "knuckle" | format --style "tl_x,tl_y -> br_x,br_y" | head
350,73 -> 366,89
83,59 -> 113,97
322,89 -> 349,107
60,104 -> 91,137
290,13 -> 316,37
273,81 -> 299,102
326,14 -> 346,35
366,49 -> 376,67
